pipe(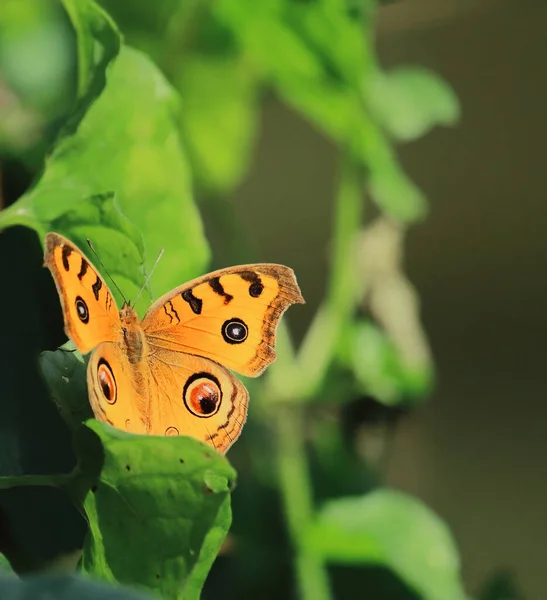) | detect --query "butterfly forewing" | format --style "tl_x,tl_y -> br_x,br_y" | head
142,264 -> 304,377
44,232 -> 121,355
